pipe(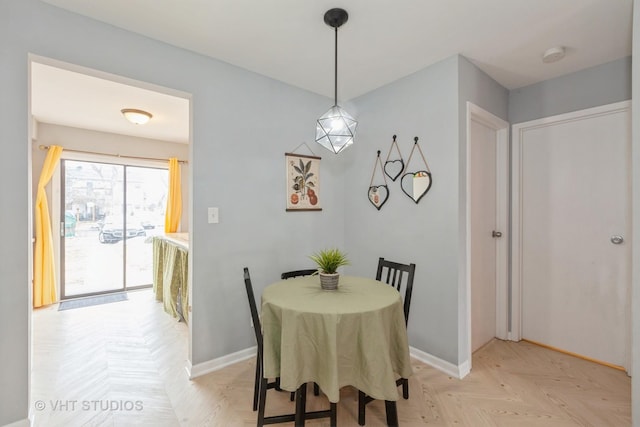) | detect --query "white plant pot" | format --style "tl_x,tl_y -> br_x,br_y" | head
319,272 -> 339,290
